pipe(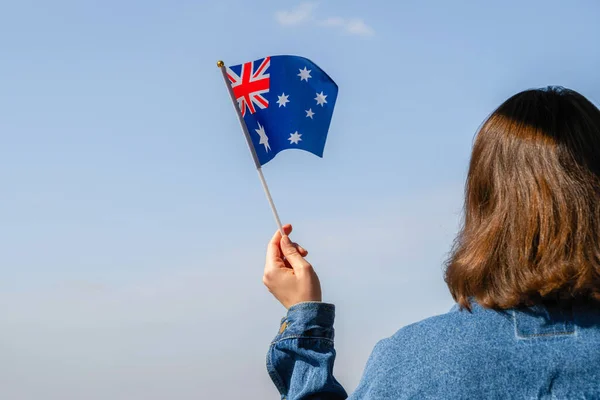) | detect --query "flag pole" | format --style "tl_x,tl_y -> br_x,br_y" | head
217,60 -> 284,235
